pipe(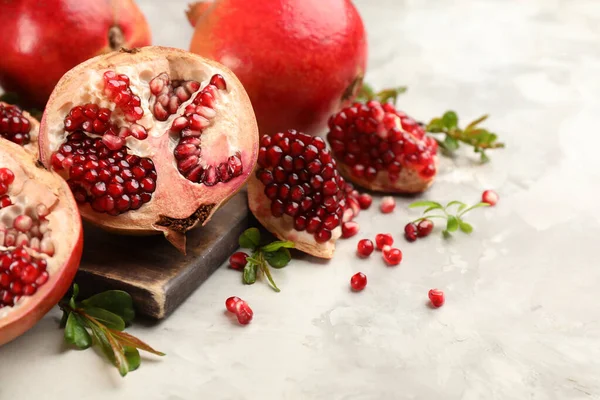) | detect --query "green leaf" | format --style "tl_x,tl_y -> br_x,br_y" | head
443,135 -> 460,151
377,87 -> 407,104
423,205 -> 444,214
409,201 -> 443,209
464,114 -> 488,131
426,118 -> 445,133
239,228 -> 261,250
243,261 -> 258,284
64,312 -> 92,349
442,230 -> 452,239
108,329 -> 165,356
459,202 -> 490,216
59,310 -> 69,328
81,291 -> 135,324
357,82 -> 375,101
69,284 -> 79,309
104,329 -> 129,377
479,151 -> 490,163
259,264 -> 281,292
123,346 -> 141,372
84,307 -> 126,331
459,220 -> 473,234
261,240 -> 295,253
89,323 -> 116,364
446,215 -> 459,232
442,111 -> 458,129
446,200 -> 466,210
264,248 -> 292,269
